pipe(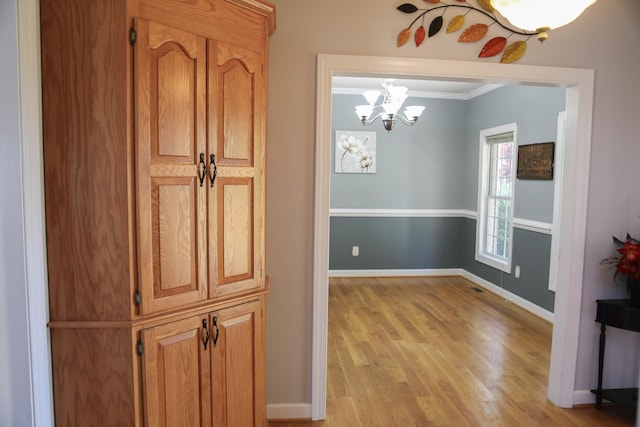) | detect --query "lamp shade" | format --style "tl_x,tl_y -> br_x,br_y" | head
363,90 -> 381,105
355,105 -> 374,119
404,106 -> 425,119
490,0 -> 596,31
